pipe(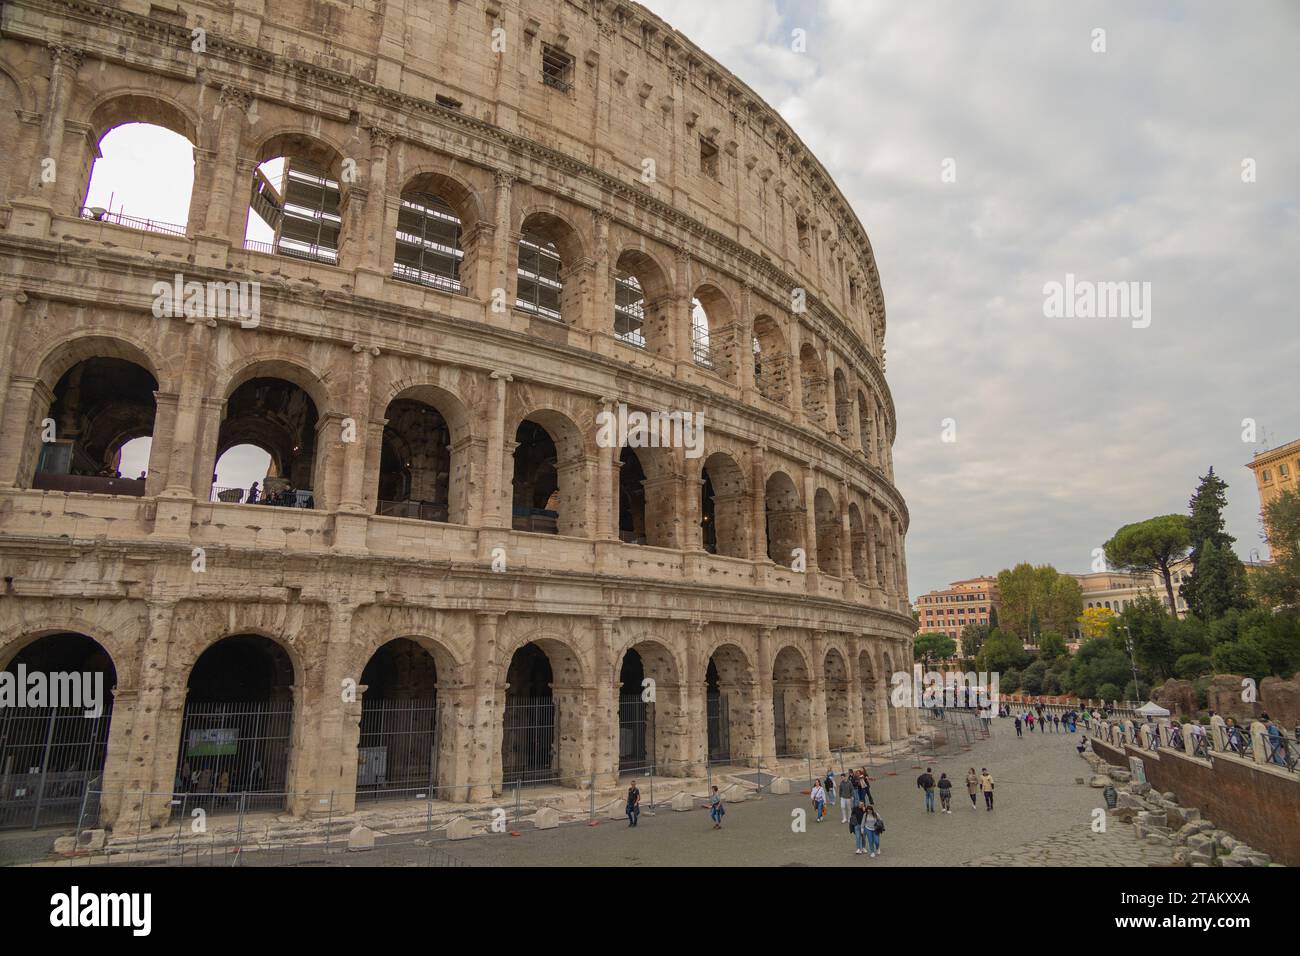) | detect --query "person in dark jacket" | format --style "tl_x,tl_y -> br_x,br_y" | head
937,772 -> 953,813
916,767 -> 936,813
626,780 -> 641,827
1014,716 -> 1023,737
838,773 -> 855,824
849,800 -> 868,855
